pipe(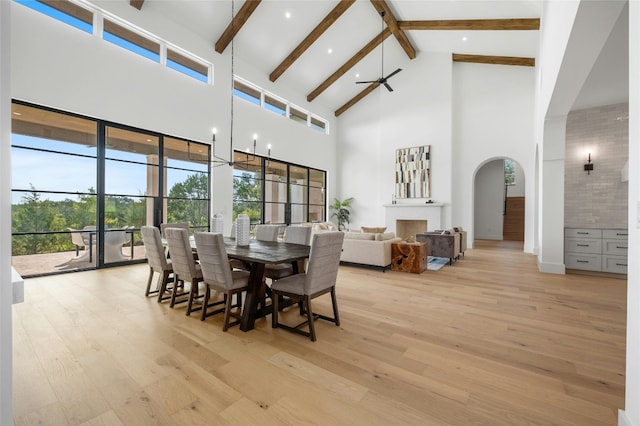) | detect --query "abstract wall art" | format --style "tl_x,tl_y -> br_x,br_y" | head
395,145 -> 431,198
